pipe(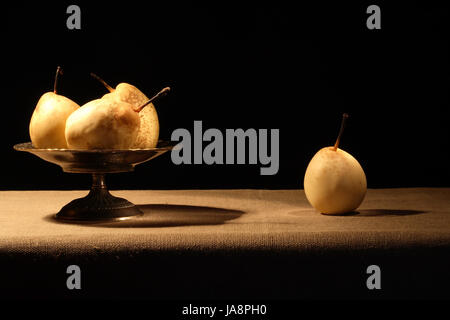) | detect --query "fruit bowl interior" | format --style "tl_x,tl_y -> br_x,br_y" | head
13,141 -> 177,222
